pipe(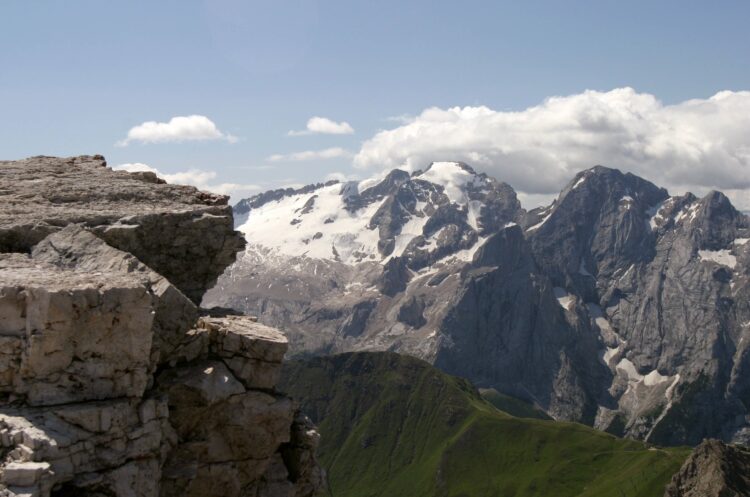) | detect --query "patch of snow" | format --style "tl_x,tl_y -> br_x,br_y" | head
617,264 -> 635,281
676,202 -> 700,224
441,236 -> 489,263
643,369 -> 670,386
616,358 -> 643,382
504,222 -> 518,228
586,303 -> 615,333
578,258 -> 593,277
572,175 -> 587,190
646,199 -> 670,231
391,212 -> 430,258
553,287 -> 575,311
646,373 -> 681,442
602,346 -> 620,365
688,203 -> 700,221
734,238 -> 750,246
467,200 -> 484,230
665,374 -> 680,399
698,249 -> 737,268
526,210 -> 553,232
238,182 -> 384,264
